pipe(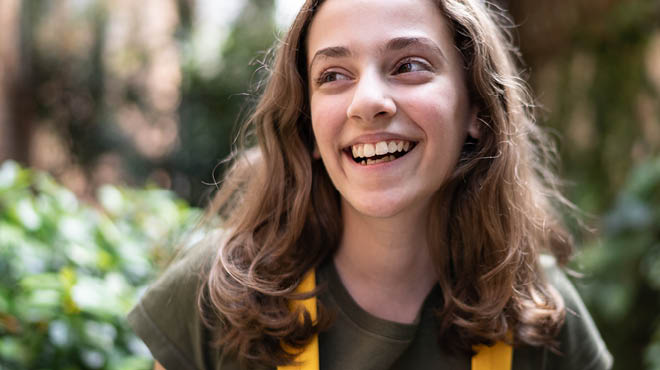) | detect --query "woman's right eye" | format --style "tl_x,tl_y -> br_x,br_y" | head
316,71 -> 349,85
